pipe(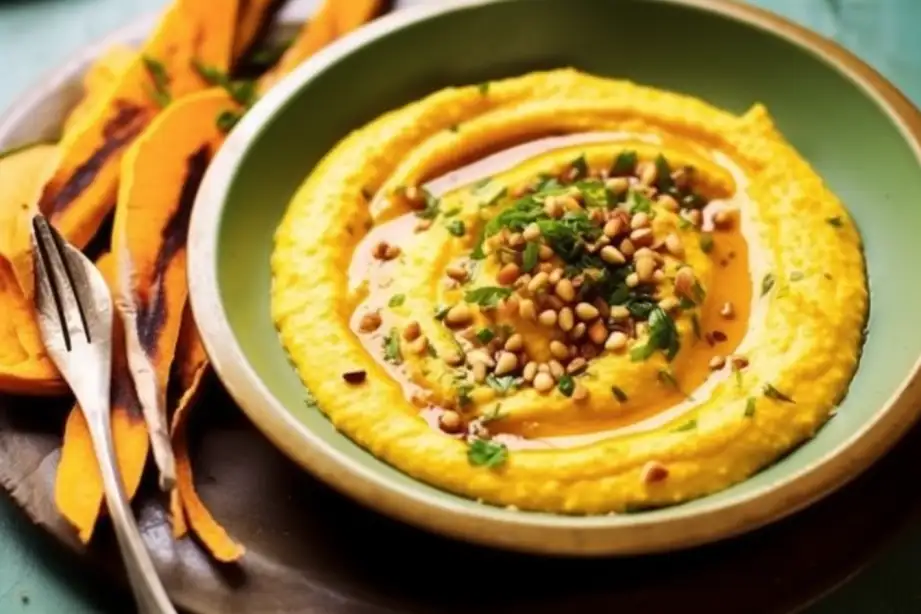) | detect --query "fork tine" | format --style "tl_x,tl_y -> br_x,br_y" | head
31,215 -> 88,348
